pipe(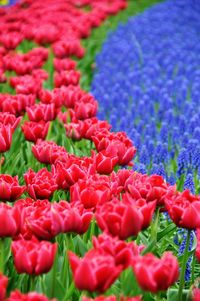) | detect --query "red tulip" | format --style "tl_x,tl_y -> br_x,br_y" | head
70,176 -> 112,209
56,85 -> 84,109
93,233 -> 144,269
21,121 -> 50,143
0,32 -> 23,50
165,190 -> 200,229
53,156 -> 95,190
53,58 -> 76,72
53,39 -> 85,59
82,296 -> 142,301
1,94 -> 35,116
53,201 -> 93,234
7,290 -> 56,301
195,229 -> 200,262
34,23 -> 59,45
65,118 -> 111,141
95,198 -> 143,239
39,88 -> 66,108
0,70 -> 6,83
12,238 -> 57,275
125,173 -> 174,207
15,198 -> 61,240
68,248 -> 122,293
92,130 -> 136,166
132,252 -> 179,293
83,118 -> 112,140
73,94 -> 98,120
24,168 -> 58,200
10,74 -> 45,95
0,174 -> 26,202
0,123 -> 13,153
95,151 -> 118,174
192,288 -> 200,301
123,193 -> 156,230
0,112 -> 22,131
32,140 -> 68,164
54,70 -> 80,88
26,104 -> 57,122
0,203 -> 21,238
0,273 -> 8,301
